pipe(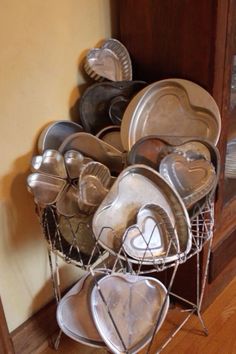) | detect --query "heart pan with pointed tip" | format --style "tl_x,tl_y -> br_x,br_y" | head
90,273 -> 169,354
159,153 -> 216,209
79,81 -> 146,134
78,161 -> 111,214
27,173 -> 66,206
121,78 -> 221,150
122,203 -> 180,263
84,38 -> 132,82
92,164 -> 191,264
128,136 -> 220,219
57,271 -> 107,347
31,149 -> 67,179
